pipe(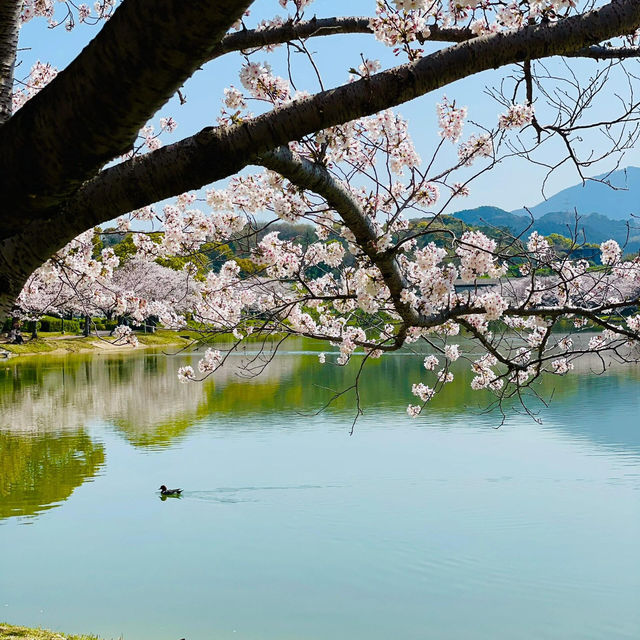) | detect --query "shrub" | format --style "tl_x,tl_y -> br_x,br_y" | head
39,316 -> 81,333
